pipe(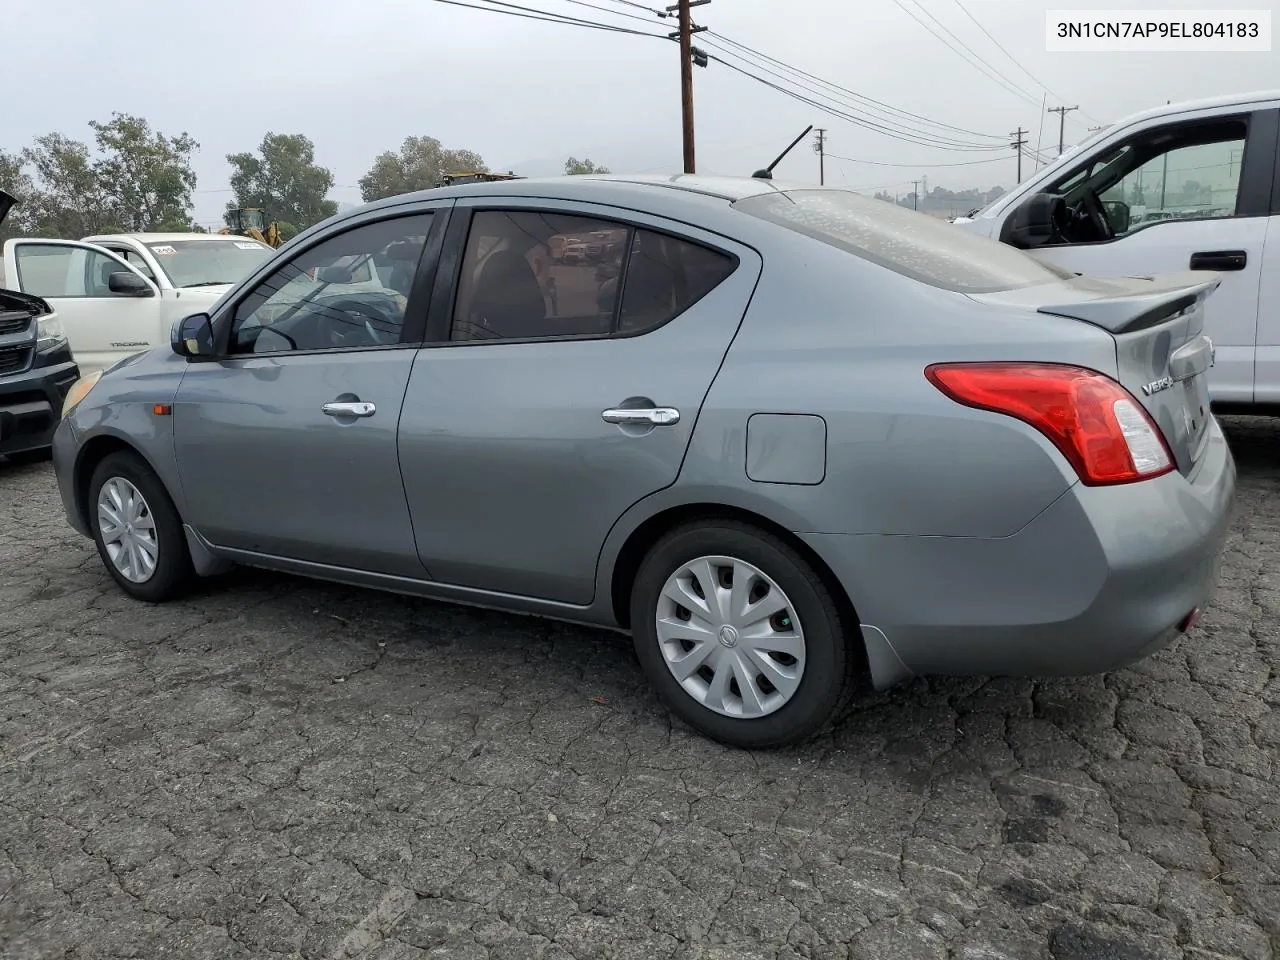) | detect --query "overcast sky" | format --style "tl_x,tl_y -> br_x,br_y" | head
6,0 -> 1277,226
